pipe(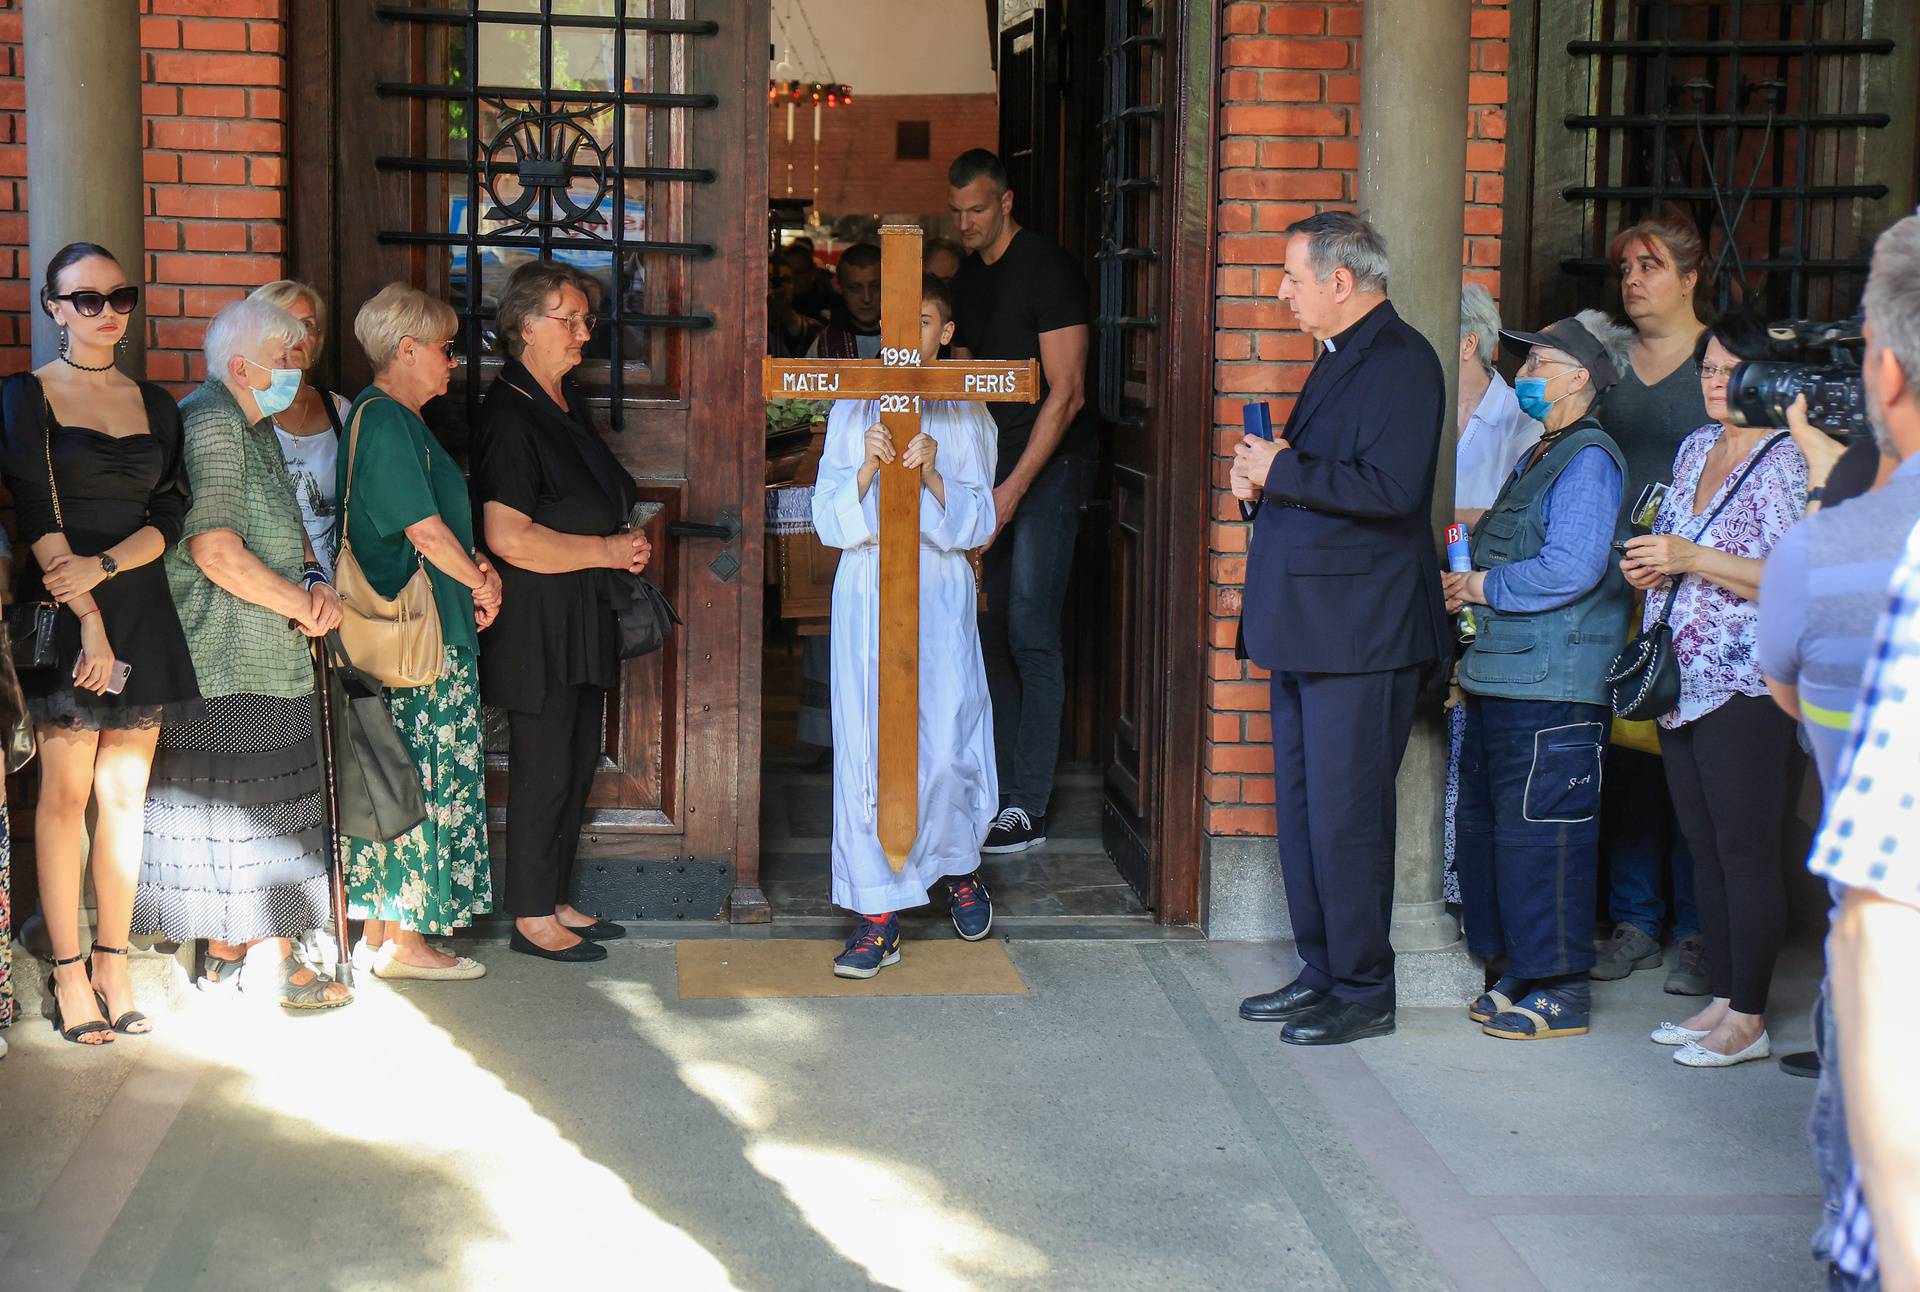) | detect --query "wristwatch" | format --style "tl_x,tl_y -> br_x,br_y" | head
98,553 -> 119,581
